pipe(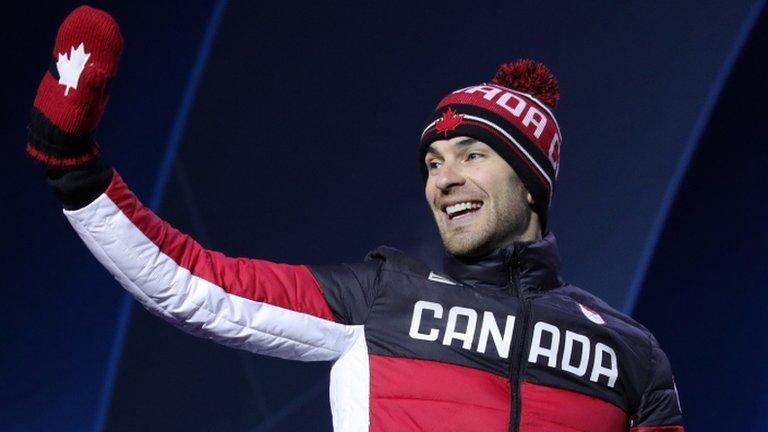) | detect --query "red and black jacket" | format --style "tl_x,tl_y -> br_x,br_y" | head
50,163 -> 684,432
